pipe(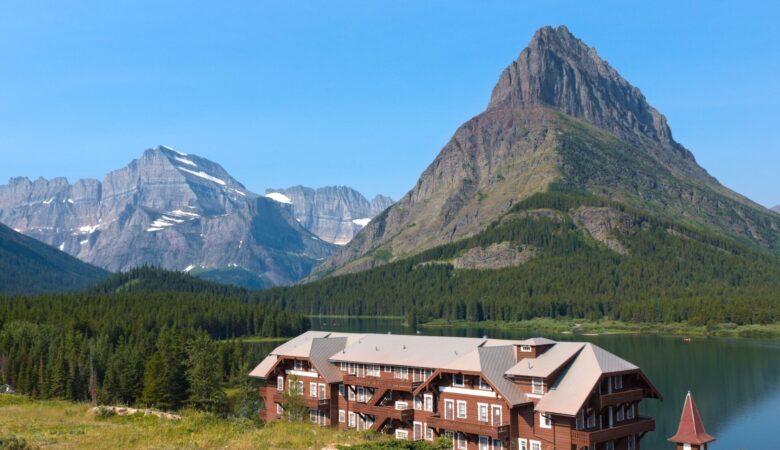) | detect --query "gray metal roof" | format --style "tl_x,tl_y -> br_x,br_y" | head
309,337 -> 348,383
505,342 -> 585,378
477,346 -> 529,406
